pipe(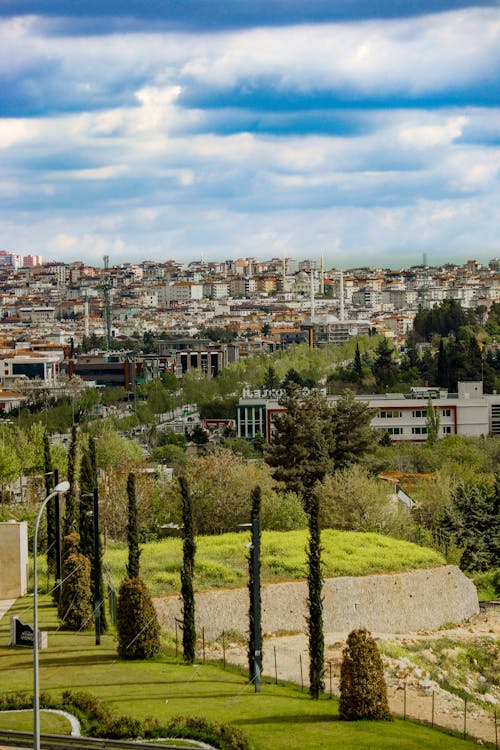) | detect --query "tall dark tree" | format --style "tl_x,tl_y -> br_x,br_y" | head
371,338 -> 398,390
247,486 -> 262,684
307,491 -> 324,699
64,425 -> 79,536
43,431 -> 56,574
329,390 -> 375,469
353,343 -> 363,385
436,339 -> 450,389
126,472 -> 141,579
265,385 -> 331,509
78,447 -> 94,560
179,476 -> 196,664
